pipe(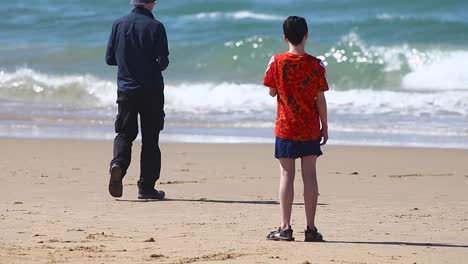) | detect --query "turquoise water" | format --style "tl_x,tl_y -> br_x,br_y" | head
0,0 -> 467,148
